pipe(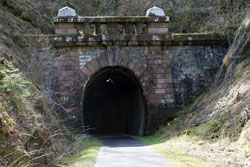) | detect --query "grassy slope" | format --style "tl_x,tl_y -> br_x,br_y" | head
0,59 -> 71,166
138,71 -> 250,166
0,0 -> 249,166
138,13 -> 250,167
0,1 -> 100,166
61,136 -> 101,167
